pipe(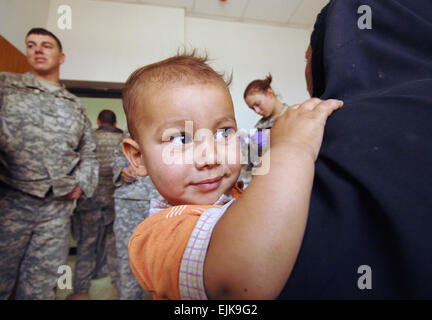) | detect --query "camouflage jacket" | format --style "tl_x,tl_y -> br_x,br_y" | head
254,103 -> 290,130
111,131 -> 163,201
76,125 -> 123,211
0,72 -> 99,198
243,103 -> 290,173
